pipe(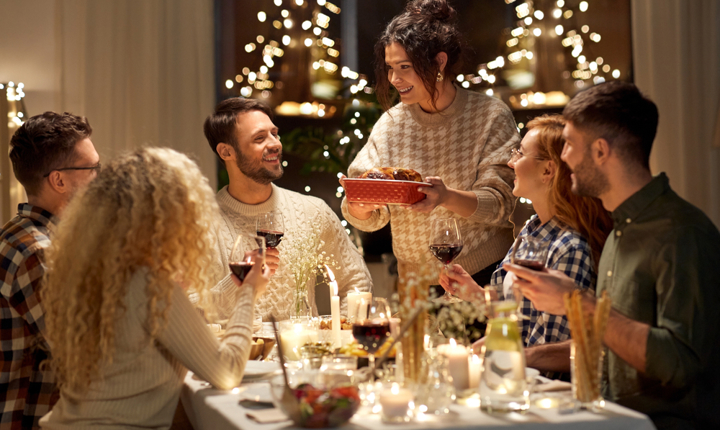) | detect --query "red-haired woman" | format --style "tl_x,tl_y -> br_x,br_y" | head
440,115 -> 612,375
